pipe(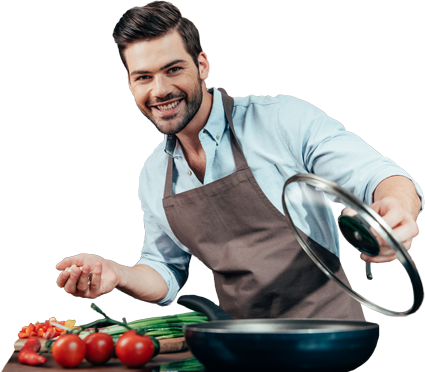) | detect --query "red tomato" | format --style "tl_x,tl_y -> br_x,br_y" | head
52,334 -> 86,368
84,332 -> 114,365
115,330 -> 155,367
